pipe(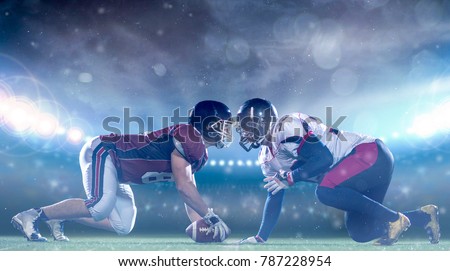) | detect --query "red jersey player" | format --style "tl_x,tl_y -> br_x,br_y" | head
11,100 -> 232,242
